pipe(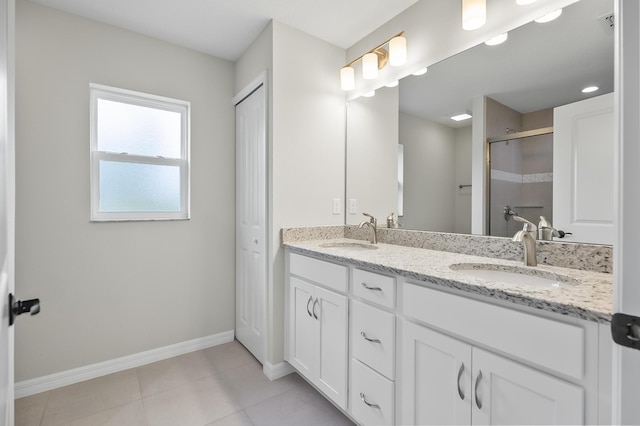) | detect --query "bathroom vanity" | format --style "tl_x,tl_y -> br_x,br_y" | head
283,230 -> 612,425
